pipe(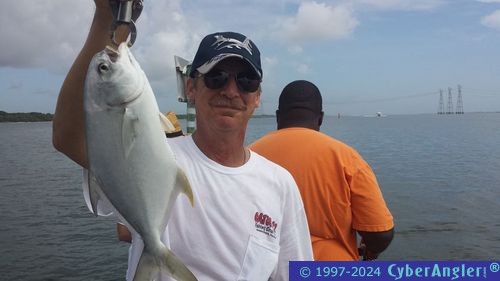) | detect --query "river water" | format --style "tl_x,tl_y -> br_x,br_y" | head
1,113 -> 499,280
